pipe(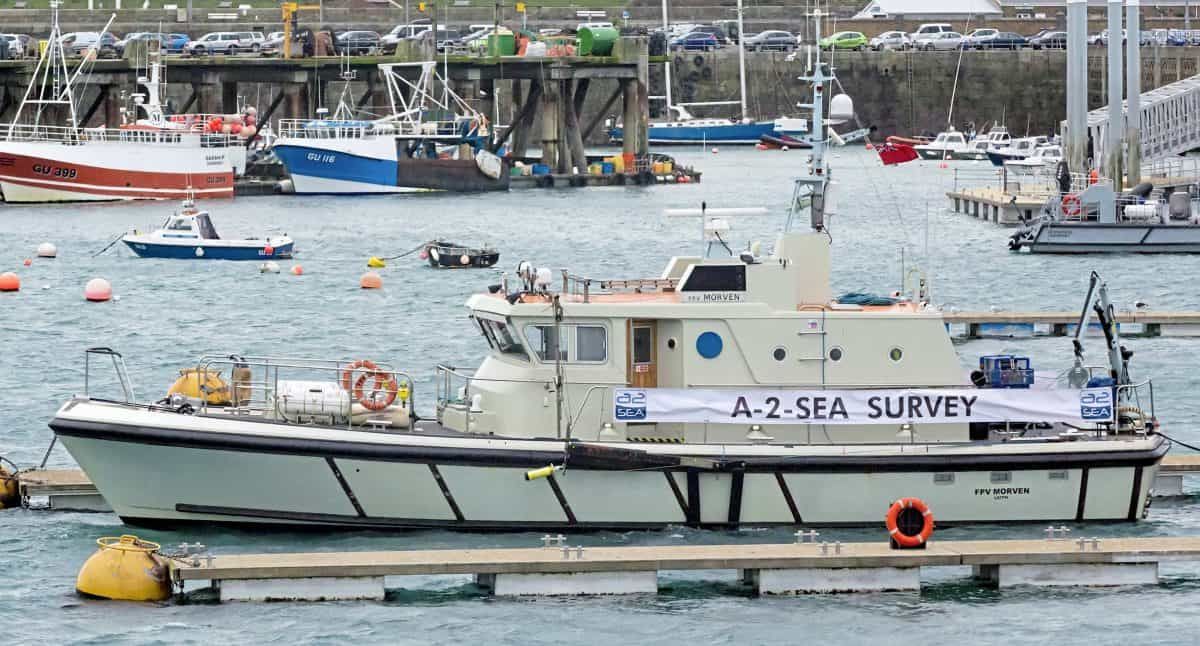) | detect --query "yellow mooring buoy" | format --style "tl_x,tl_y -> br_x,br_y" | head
76,535 -> 171,602
0,466 -> 18,509
367,256 -> 386,268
